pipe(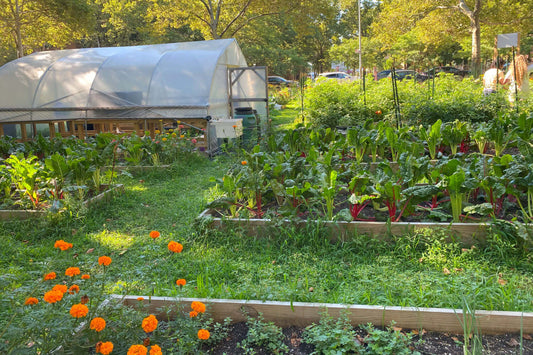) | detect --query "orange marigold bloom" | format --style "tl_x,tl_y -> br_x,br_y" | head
127,344 -> 148,355
65,267 -> 81,277
44,290 -> 63,304
167,241 -> 183,253
81,274 -> 90,279
90,317 -> 106,332
241,161 -> 247,165
70,303 -> 89,318
96,341 -> 113,355
98,256 -> 112,266
176,279 -> 186,287
198,329 -> 210,340
149,231 -> 160,239
81,295 -> 90,304
24,297 -> 39,305
141,314 -> 158,333
54,240 -> 73,251
149,345 -> 162,355
44,272 -> 56,280
68,285 -> 80,294
137,297 -> 145,301
52,284 -> 68,294
191,301 -> 206,313
189,311 -> 198,318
